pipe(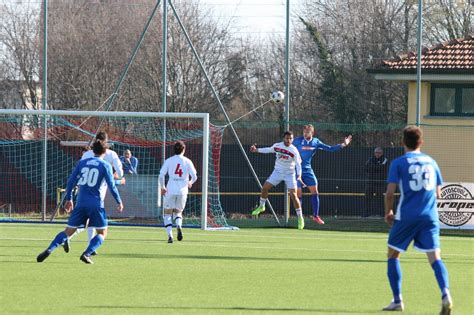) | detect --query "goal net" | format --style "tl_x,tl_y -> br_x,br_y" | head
0,110 -> 230,230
